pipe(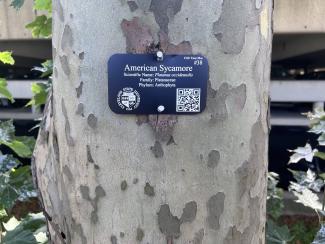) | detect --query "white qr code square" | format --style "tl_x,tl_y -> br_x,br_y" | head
176,88 -> 201,112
